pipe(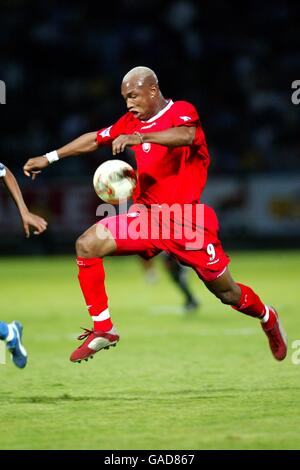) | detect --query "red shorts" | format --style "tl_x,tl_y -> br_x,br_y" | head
98,203 -> 230,282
